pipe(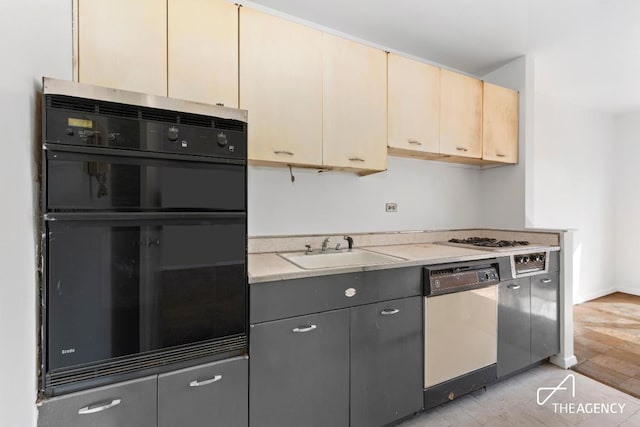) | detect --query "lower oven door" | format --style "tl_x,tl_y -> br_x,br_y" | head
424,285 -> 497,388
44,213 -> 246,379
